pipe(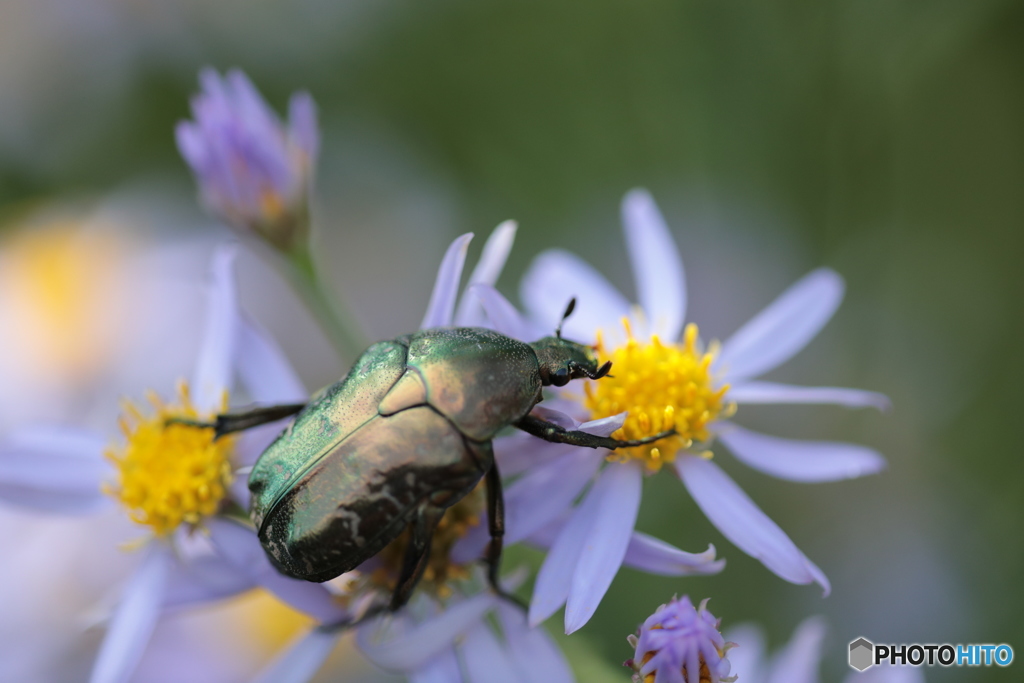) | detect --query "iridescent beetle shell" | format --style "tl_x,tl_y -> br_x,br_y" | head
248,327 -> 602,583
